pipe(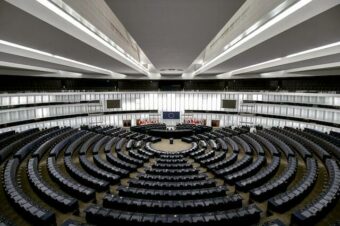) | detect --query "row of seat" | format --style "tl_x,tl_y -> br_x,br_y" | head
117,150 -> 144,166
32,128 -> 75,160
137,148 -> 154,157
257,130 -> 296,158
292,159 -> 340,225
128,149 -> 149,161
266,130 -> 311,159
236,156 -> 280,191
137,173 -> 208,182
250,156 -> 297,201
274,128 -> 330,160
47,156 -> 96,201
115,137 -> 127,152
206,153 -> 238,171
224,137 -> 239,152
4,158 -> 56,225
103,194 -> 242,213
159,153 -> 185,159
117,186 -> 228,200
93,152 -> 129,176
85,204 -> 261,225
27,157 -> 78,212
208,139 -> 218,150
75,133 -> 122,185
214,154 -> 253,177
156,158 -> 186,164
49,131 -> 87,157
144,167 -> 199,176
190,148 -> 205,157
152,162 -> 192,169
79,155 -> 120,184
249,133 -> 280,157
240,134 -> 265,155
302,128 -> 340,160
128,178 -> 216,190
1,125 -> 338,226
64,155 -> 109,191
0,128 -> 43,163
64,132 -> 93,156
0,128 -> 39,162
106,151 -> 138,171
268,157 -> 318,212
3,127 -> 62,225
232,136 -> 252,155
216,138 -> 228,152
225,155 -> 265,184
198,151 -> 225,166
0,130 -> 15,142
